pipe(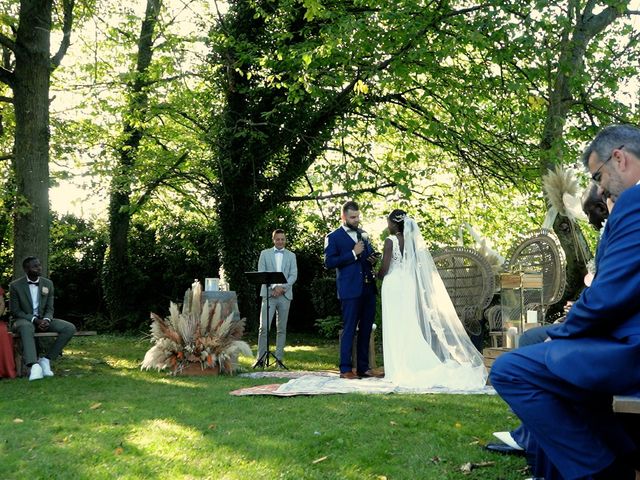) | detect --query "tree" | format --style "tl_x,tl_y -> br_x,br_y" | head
204,0 -> 640,325
103,0 -> 163,328
55,0 -> 210,329
300,0 -> 640,305
0,0 -> 75,277
205,0 -> 495,323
